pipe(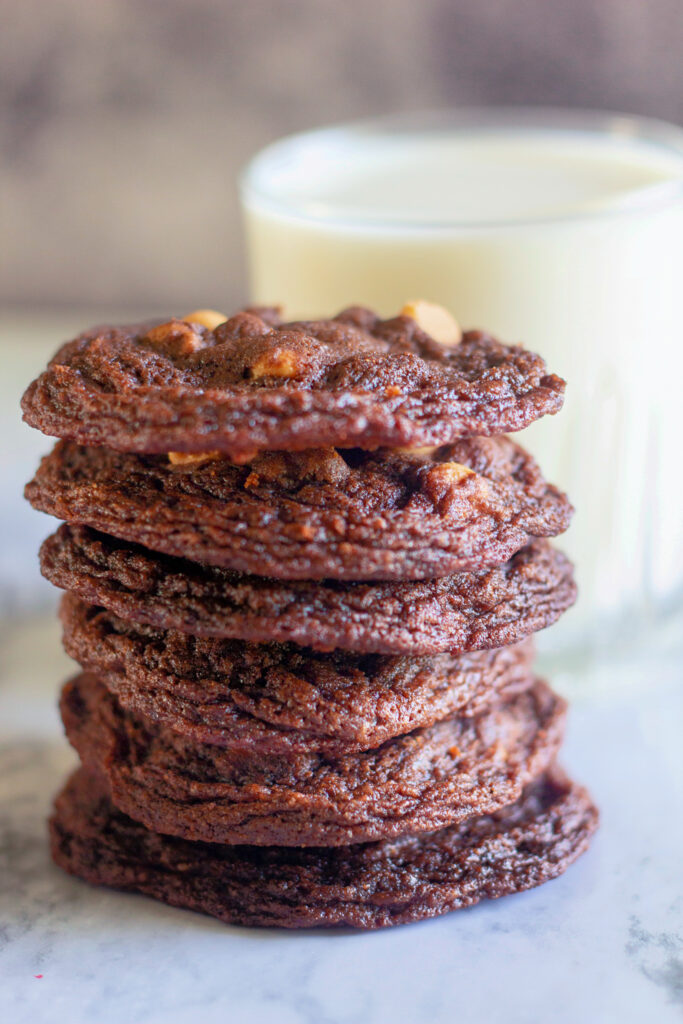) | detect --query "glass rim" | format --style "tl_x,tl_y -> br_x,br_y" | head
239,107 -> 683,231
